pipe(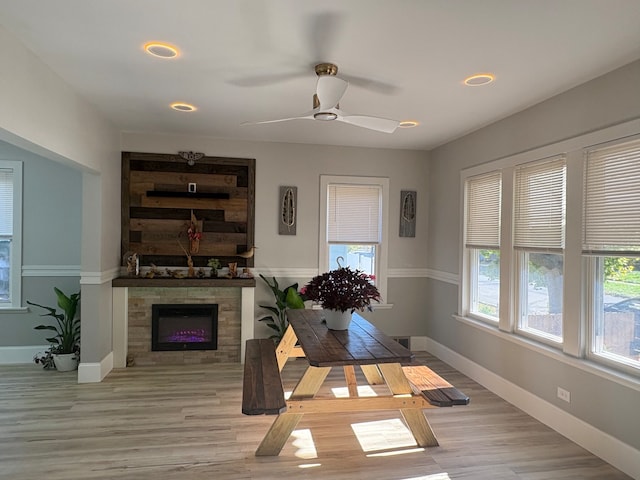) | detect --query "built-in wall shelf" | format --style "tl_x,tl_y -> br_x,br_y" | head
146,191 -> 230,199
121,151 -> 255,268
